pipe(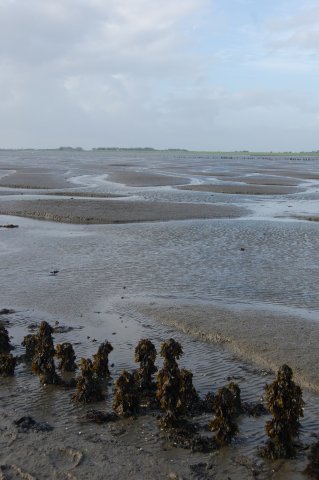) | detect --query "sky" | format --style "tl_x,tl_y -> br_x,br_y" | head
0,0 -> 318,151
